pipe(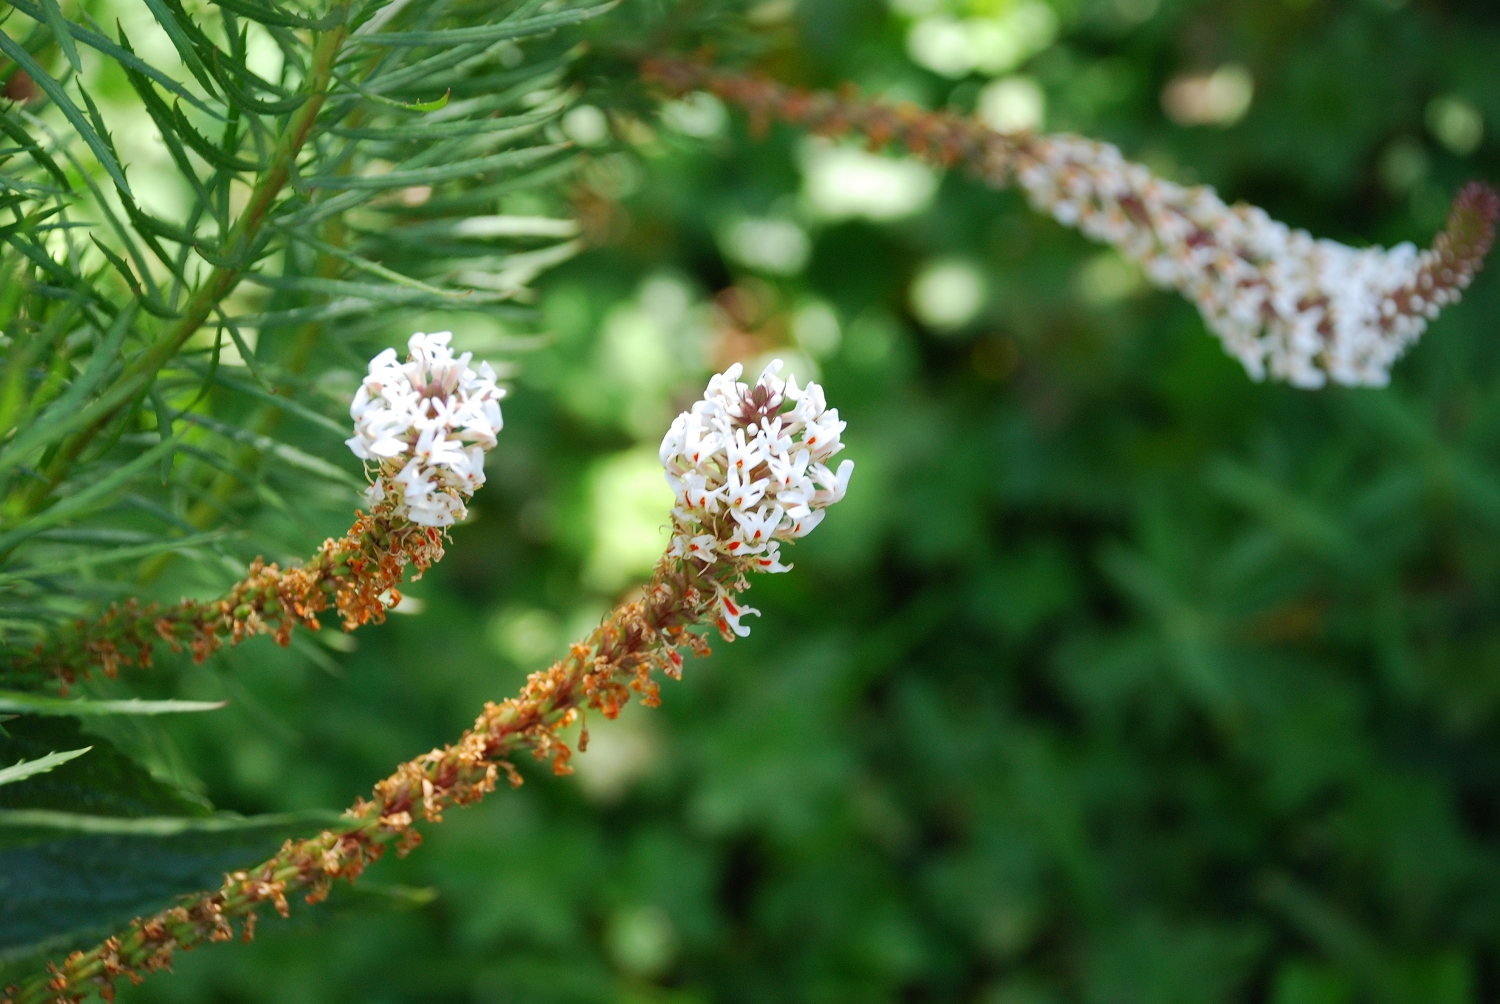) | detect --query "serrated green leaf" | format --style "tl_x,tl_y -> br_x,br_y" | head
0,231 -> 95,295
0,438 -> 179,553
361,43 -> 566,102
121,199 -> 199,248
0,748 -> 90,788
117,48 -> 215,207
301,142 -> 569,189
89,234 -> 145,299
210,0 -> 346,30
0,693 -> 227,717
352,1 -> 615,47
173,357 -> 347,437
164,100 -> 261,172
41,89 -> 172,292
138,0 -> 220,97
348,83 -> 451,113
35,0 -> 81,75
209,48 -> 306,114
0,301 -> 136,477
0,31 -> 132,198
60,13 -> 223,117
329,104 -> 556,142
0,530 -> 230,584
175,412 -> 364,489
0,718 -> 210,819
